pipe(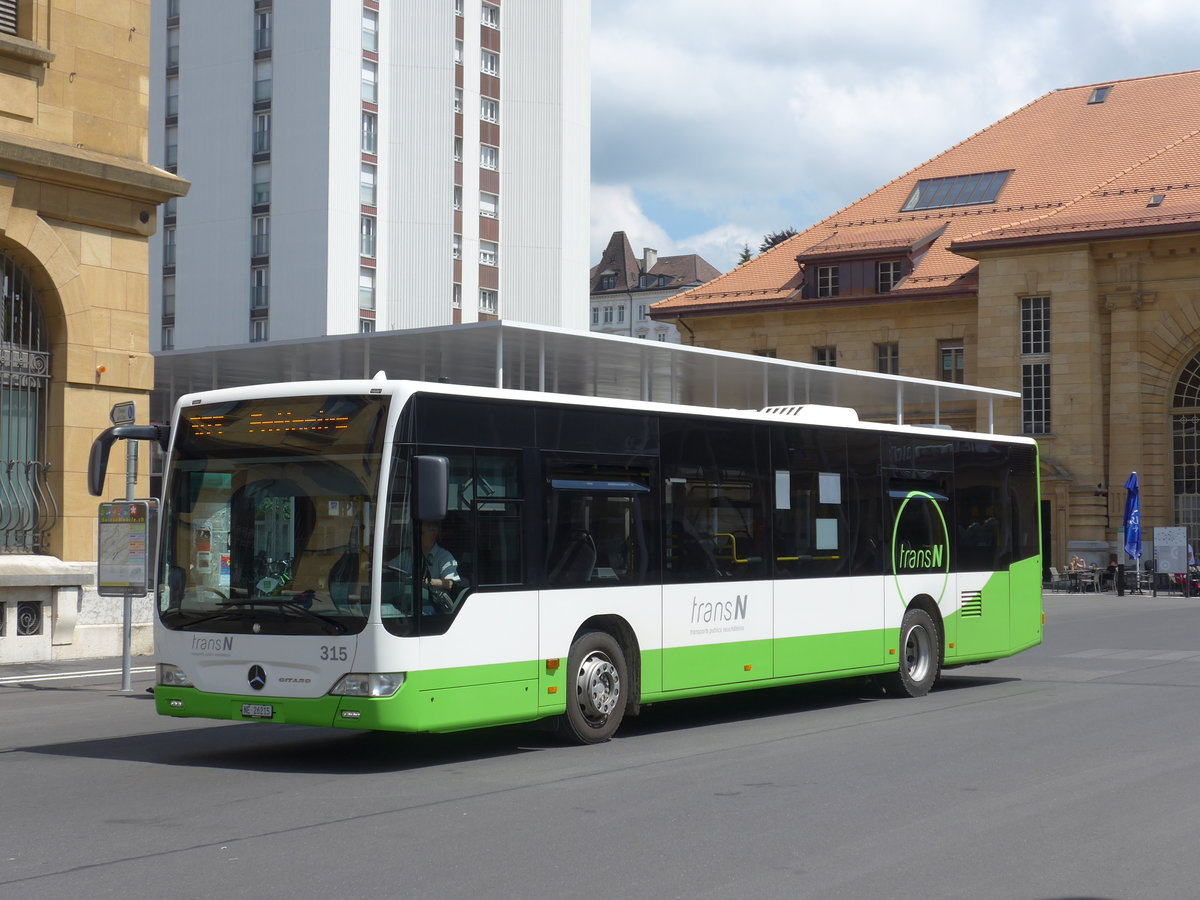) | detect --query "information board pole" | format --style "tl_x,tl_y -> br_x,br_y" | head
121,438 -> 138,692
